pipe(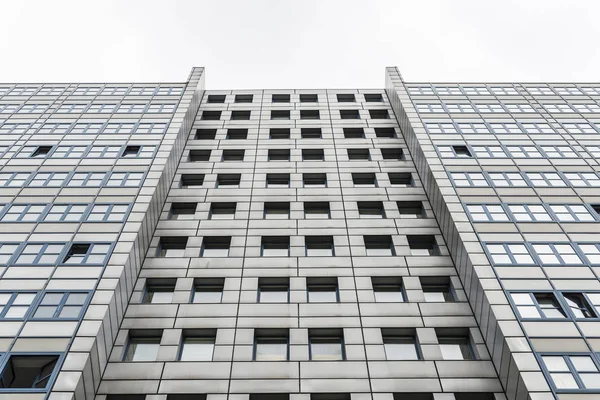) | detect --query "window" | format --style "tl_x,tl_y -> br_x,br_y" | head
465,204 -> 509,222
222,149 -> 245,161
564,172 -> 600,187
504,103 -> 536,113
193,278 -> 225,303
563,293 -> 597,318
301,128 -> 322,138
456,122 -> 490,134
157,236 -> 188,257
364,93 -> 383,102
454,394 -> 496,400
0,123 -> 32,134
261,236 -> 290,257
121,145 -> 155,158
436,329 -> 474,360
258,278 -> 289,303
392,394 -> 434,400
29,172 -> 69,187
0,172 -> 31,188
382,329 -> 419,360
437,145 -> 472,158
364,235 -> 395,256
372,277 -> 404,302
266,173 -> 290,188
347,148 -> 370,160
540,145 -> 577,158
381,148 -> 404,160
62,243 -> 110,264
375,127 -> 396,138
300,110 -> 320,119
254,329 -> 289,361
143,279 -> 175,304
306,236 -> 334,256
309,329 -> 344,360
195,129 -> 216,140
303,173 -> 327,187
268,149 -> 290,161
87,145 -> 121,158
264,202 -> 290,219
343,127 -> 365,138
425,123 -> 458,134
201,111 -> 221,120
540,354 -> 600,390
509,292 -> 566,319
521,122 -> 554,134
407,235 -> 439,256
358,201 -> 385,218
572,103 -> 600,113
189,149 -> 211,162
272,94 -> 290,103
124,331 -> 162,361
0,292 -> 36,318
340,110 -> 360,119
271,110 -> 290,120
464,146 -> 505,158
169,202 -> 197,220
388,172 -> 413,186
87,103 -> 116,113
28,146 -> 53,158
116,103 -> 147,113
180,174 -> 204,188
102,122 -> 135,134
43,204 -> 87,222
531,243 -> 583,265
231,110 -> 251,120
352,173 -> 376,187
562,122 -> 597,134
507,204 -> 552,222
369,109 -> 390,119
484,243 -> 535,265
304,202 -> 330,219
270,128 -> 290,139
14,243 -> 65,265
488,122 -> 522,134
397,201 -> 425,218
50,145 -> 87,158
337,94 -> 355,102
302,149 -> 324,161
209,202 -> 235,219
216,174 -> 241,187
179,330 -> 216,361
0,204 -> 46,222
549,204 -> 596,222
415,103 -> 444,113
234,94 -> 253,103
106,172 -> 144,187
307,277 -> 338,303
18,104 -> 49,114
0,355 -> 59,389
201,237 -> 231,257
207,94 -> 226,103
421,277 -> 454,302
0,244 -> 19,264
32,292 -> 87,319
487,172 -> 526,187
100,86 -> 128,96
524,172 -> 566,187
0,104 -> 20,114
300,94 -> 318,102
37,123 -> 72,135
